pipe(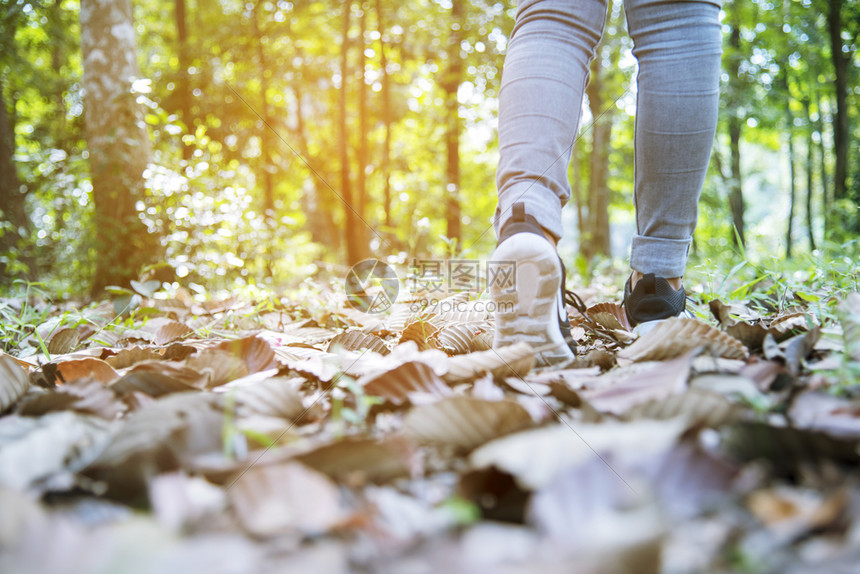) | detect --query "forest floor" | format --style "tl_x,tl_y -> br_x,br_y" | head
1,263 -> 859,574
